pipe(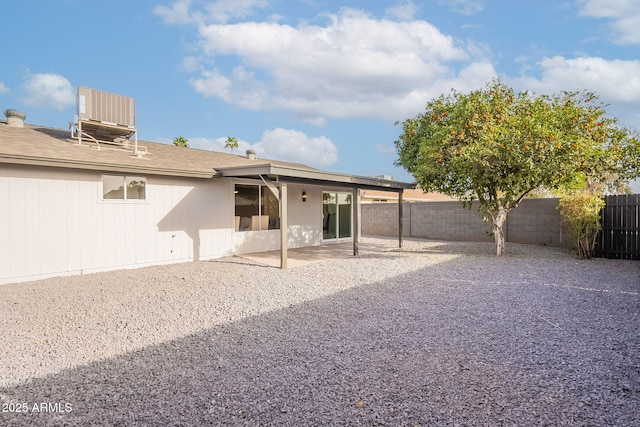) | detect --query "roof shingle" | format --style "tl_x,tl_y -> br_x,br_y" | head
0,121 -> 318,178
